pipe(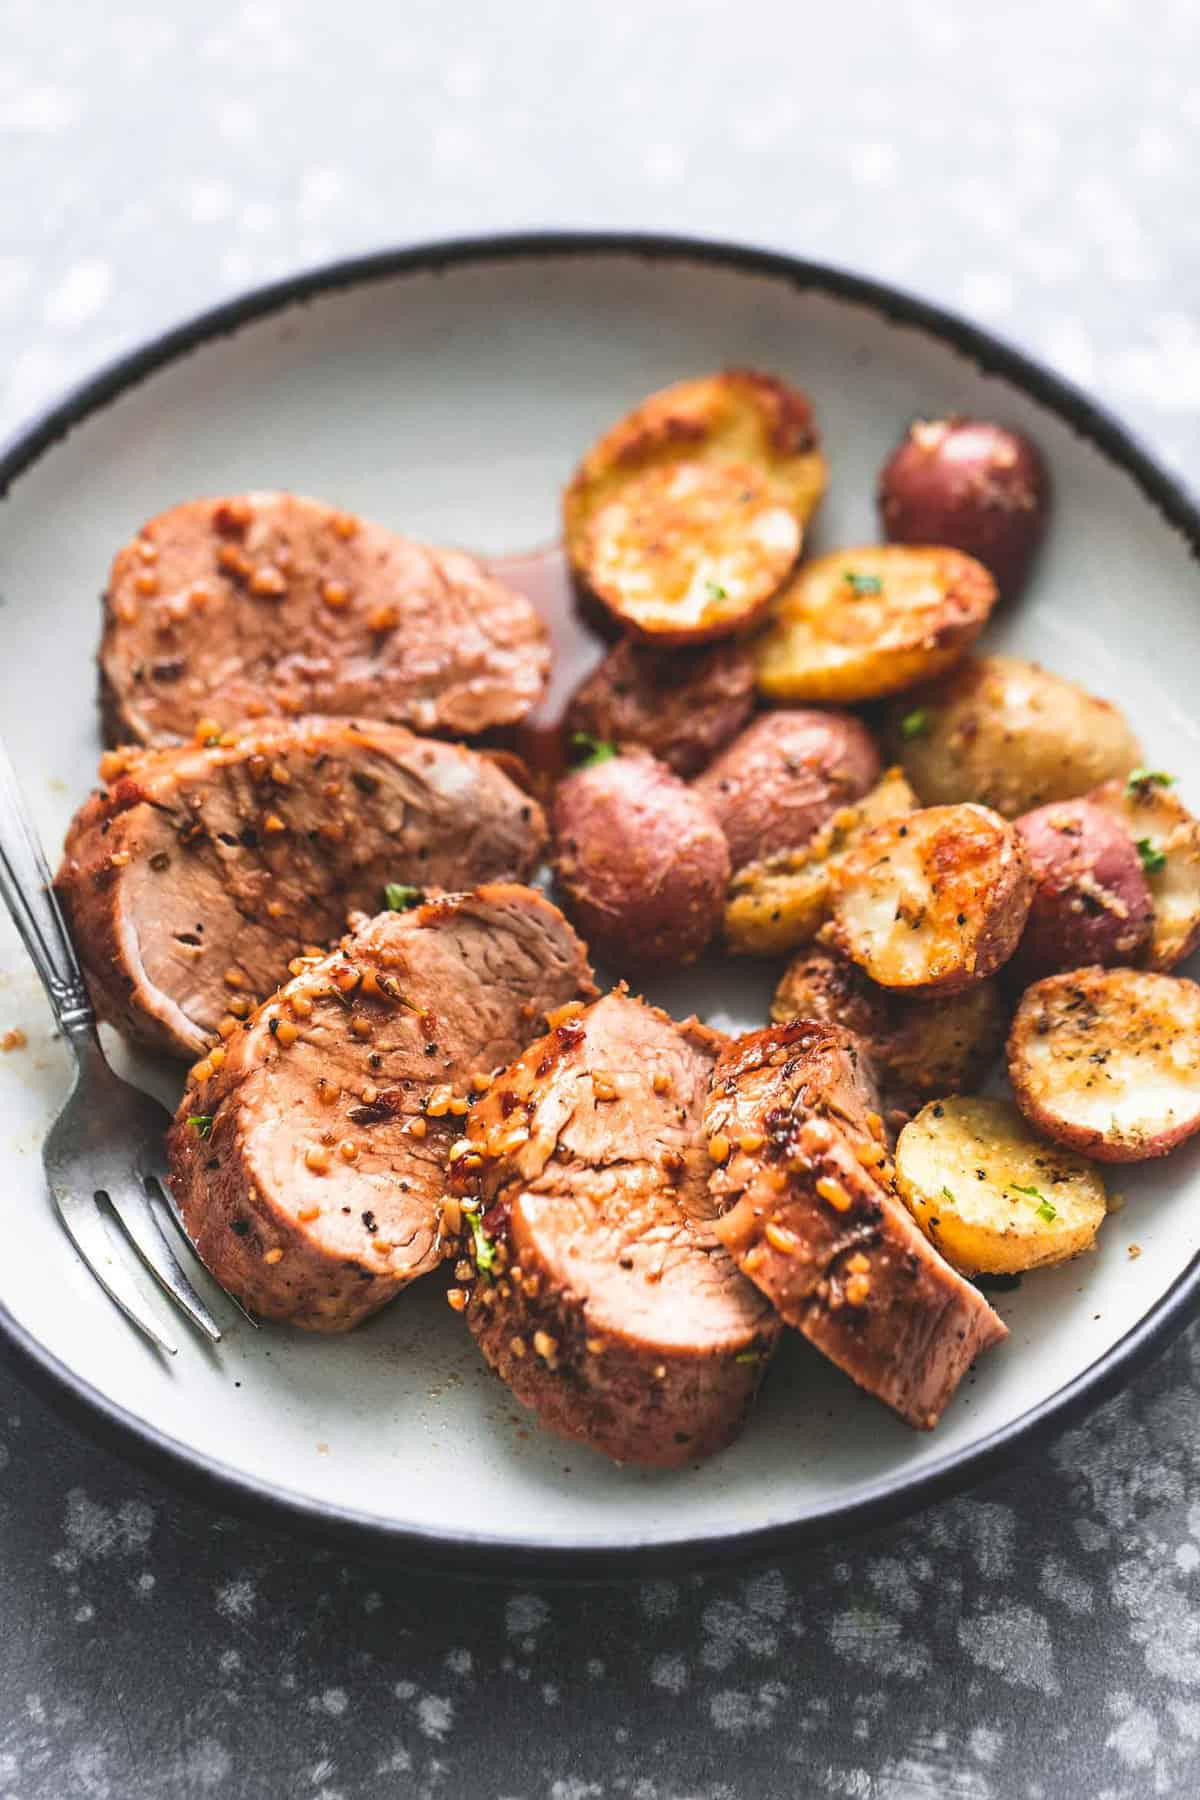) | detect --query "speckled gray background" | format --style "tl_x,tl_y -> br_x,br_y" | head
2,1 -> 1199,1795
